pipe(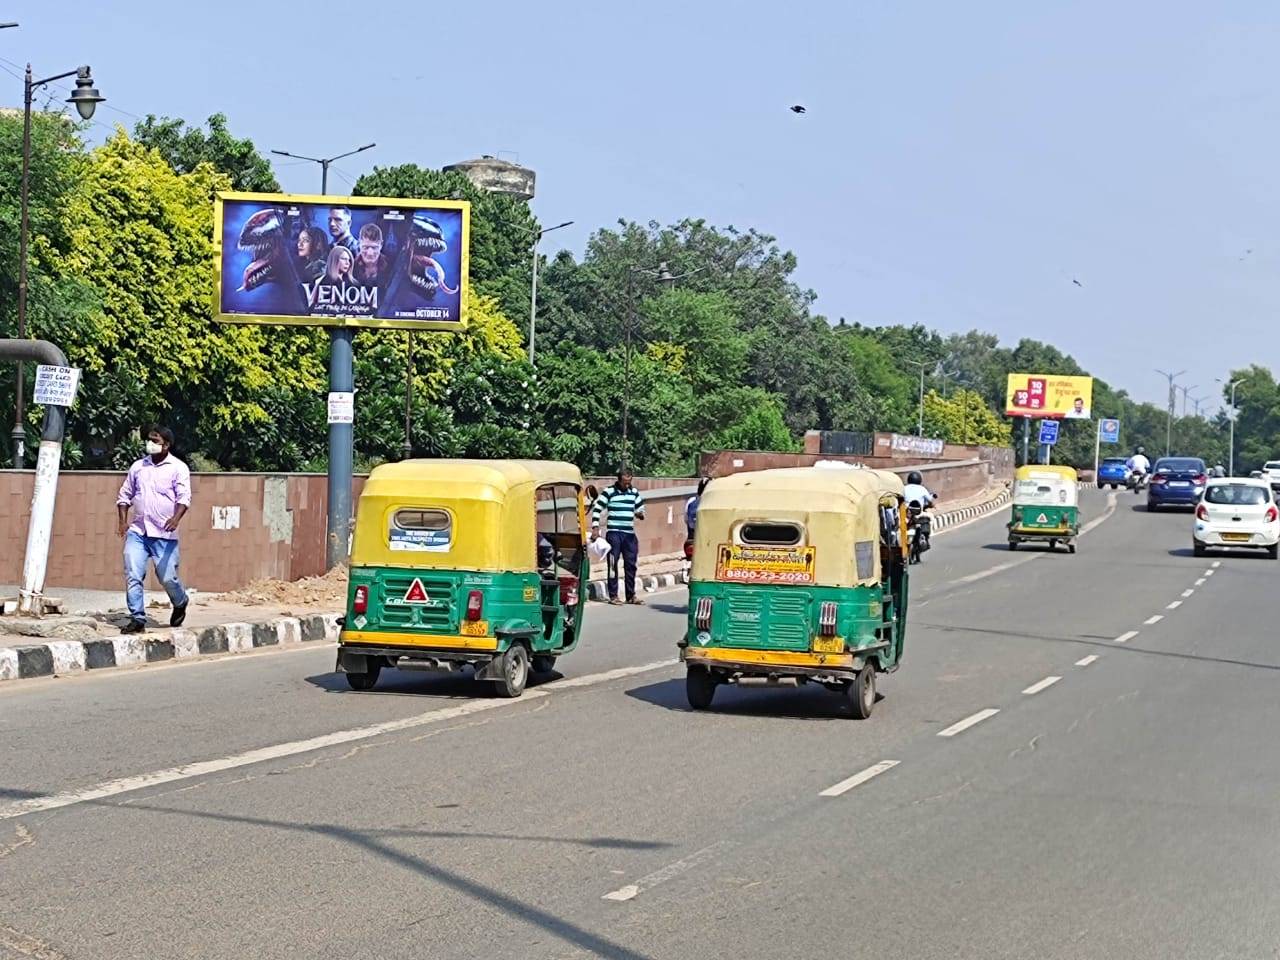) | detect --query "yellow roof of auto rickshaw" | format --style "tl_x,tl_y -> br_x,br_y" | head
702,466 -> 903,510
1014,464 -> 1078,483
362,459 -> 583,498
